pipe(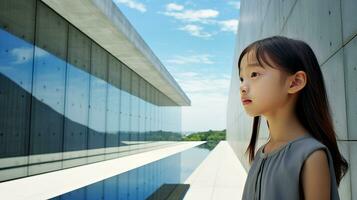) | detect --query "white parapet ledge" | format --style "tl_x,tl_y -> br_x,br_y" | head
40,0 -> 190,106
0,141 -> 205,200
